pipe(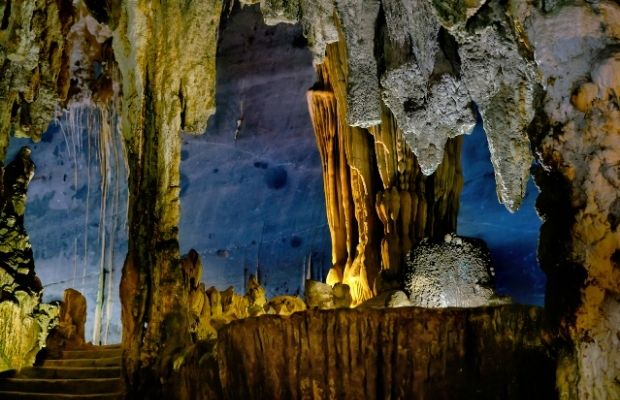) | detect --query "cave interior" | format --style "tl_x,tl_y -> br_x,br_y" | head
0,1 -> 618,399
